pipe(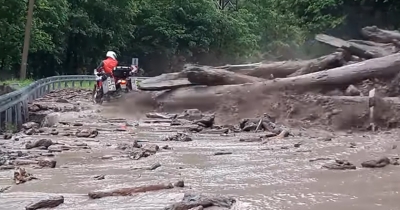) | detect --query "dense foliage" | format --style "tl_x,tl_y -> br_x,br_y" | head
0,0 -> 399,78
